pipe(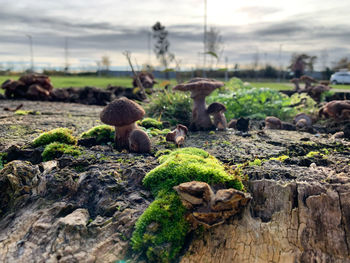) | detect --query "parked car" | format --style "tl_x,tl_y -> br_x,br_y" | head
330,72 -> 350,84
